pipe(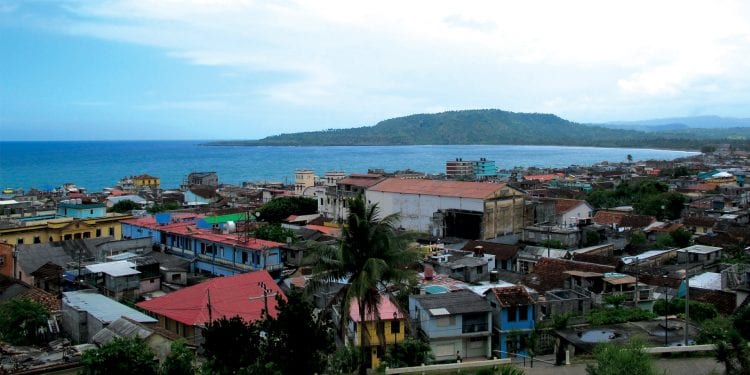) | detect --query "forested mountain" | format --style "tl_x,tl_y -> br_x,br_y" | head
208,109 -> 750,150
